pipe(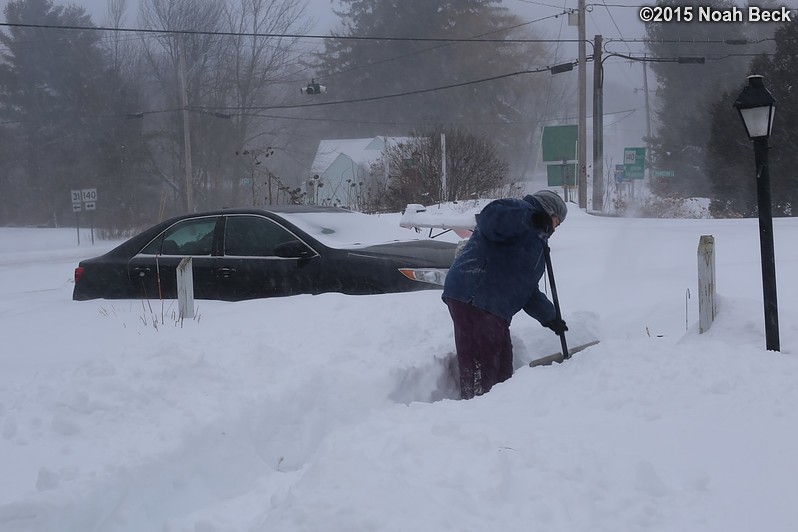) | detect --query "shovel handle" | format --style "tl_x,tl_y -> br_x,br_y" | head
544,244 -> 570,359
